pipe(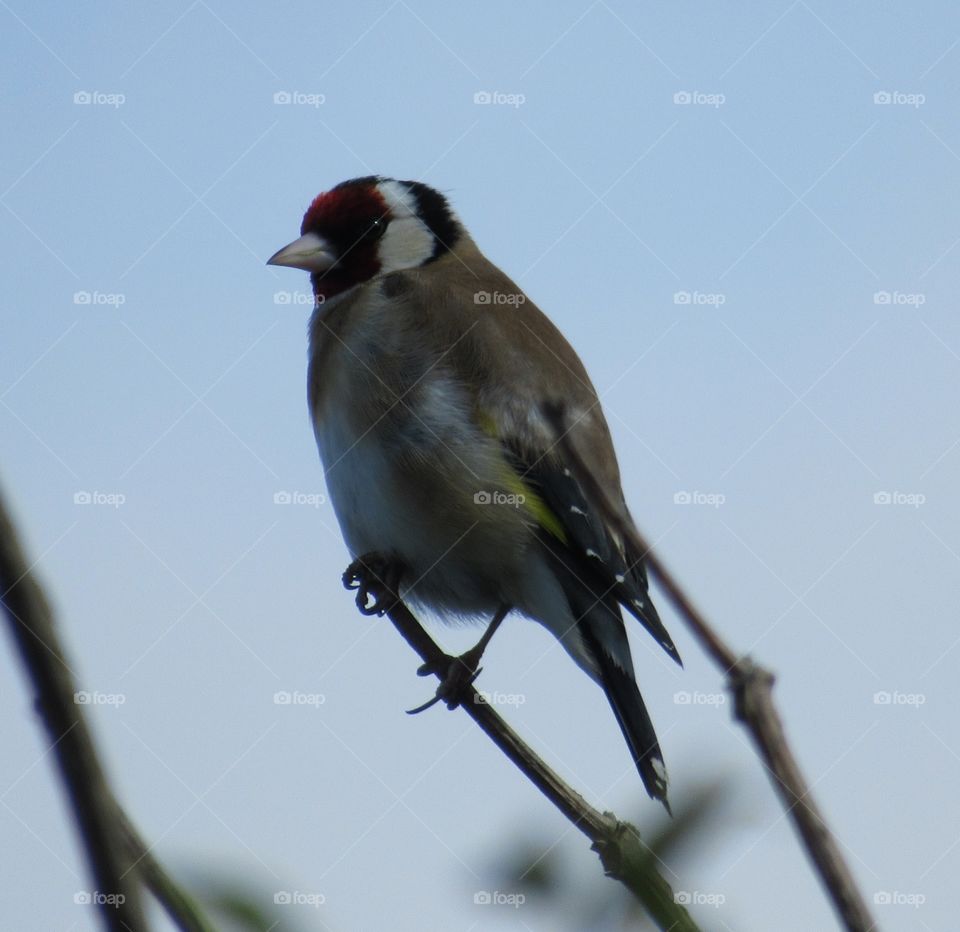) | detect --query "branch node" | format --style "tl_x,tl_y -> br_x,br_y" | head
729,658 -> 776,724
591,819 -> 638,878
